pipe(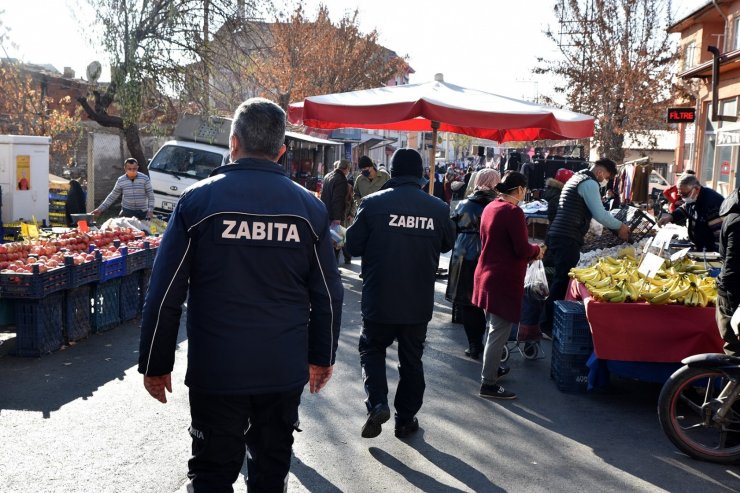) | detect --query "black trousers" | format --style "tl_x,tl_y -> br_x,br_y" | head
359,319 -> 427,423
716,290 -> 740,356
461,304 -> 485,349
187,388 -> 302,493
543,236 -> 581,331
